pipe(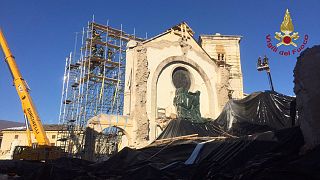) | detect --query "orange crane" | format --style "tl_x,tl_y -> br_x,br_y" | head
0,28 -> 65,160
